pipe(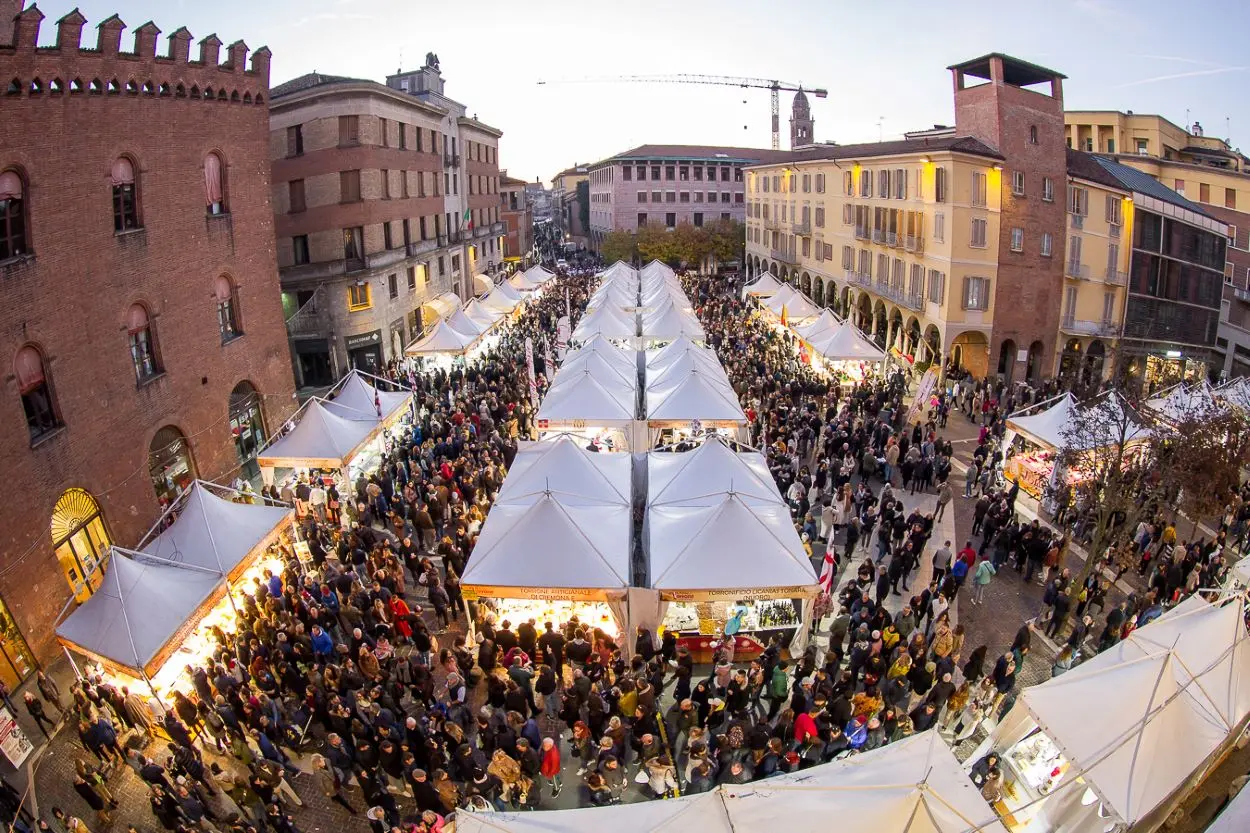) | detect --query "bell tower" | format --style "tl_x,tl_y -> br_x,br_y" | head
790,90 -> 814,149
